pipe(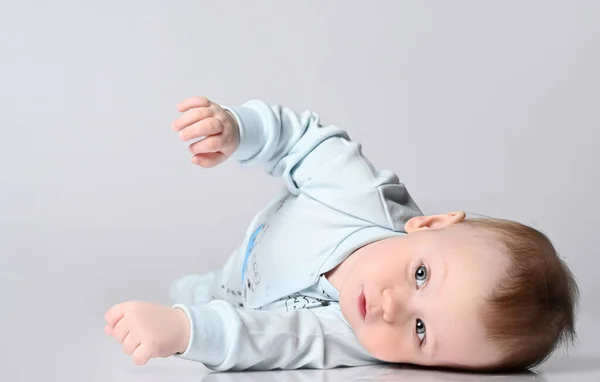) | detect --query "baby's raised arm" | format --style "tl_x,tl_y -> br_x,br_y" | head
170,95 -> 347,194
171,96 -> 421,229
